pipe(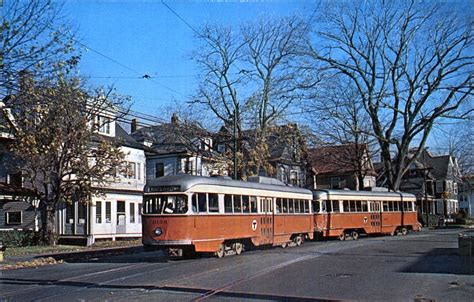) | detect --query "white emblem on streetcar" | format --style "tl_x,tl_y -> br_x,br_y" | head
252,219 -> 258,231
